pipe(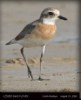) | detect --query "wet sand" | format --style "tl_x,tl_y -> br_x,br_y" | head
0,1 -> 80,92
1,43 -> 80,92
